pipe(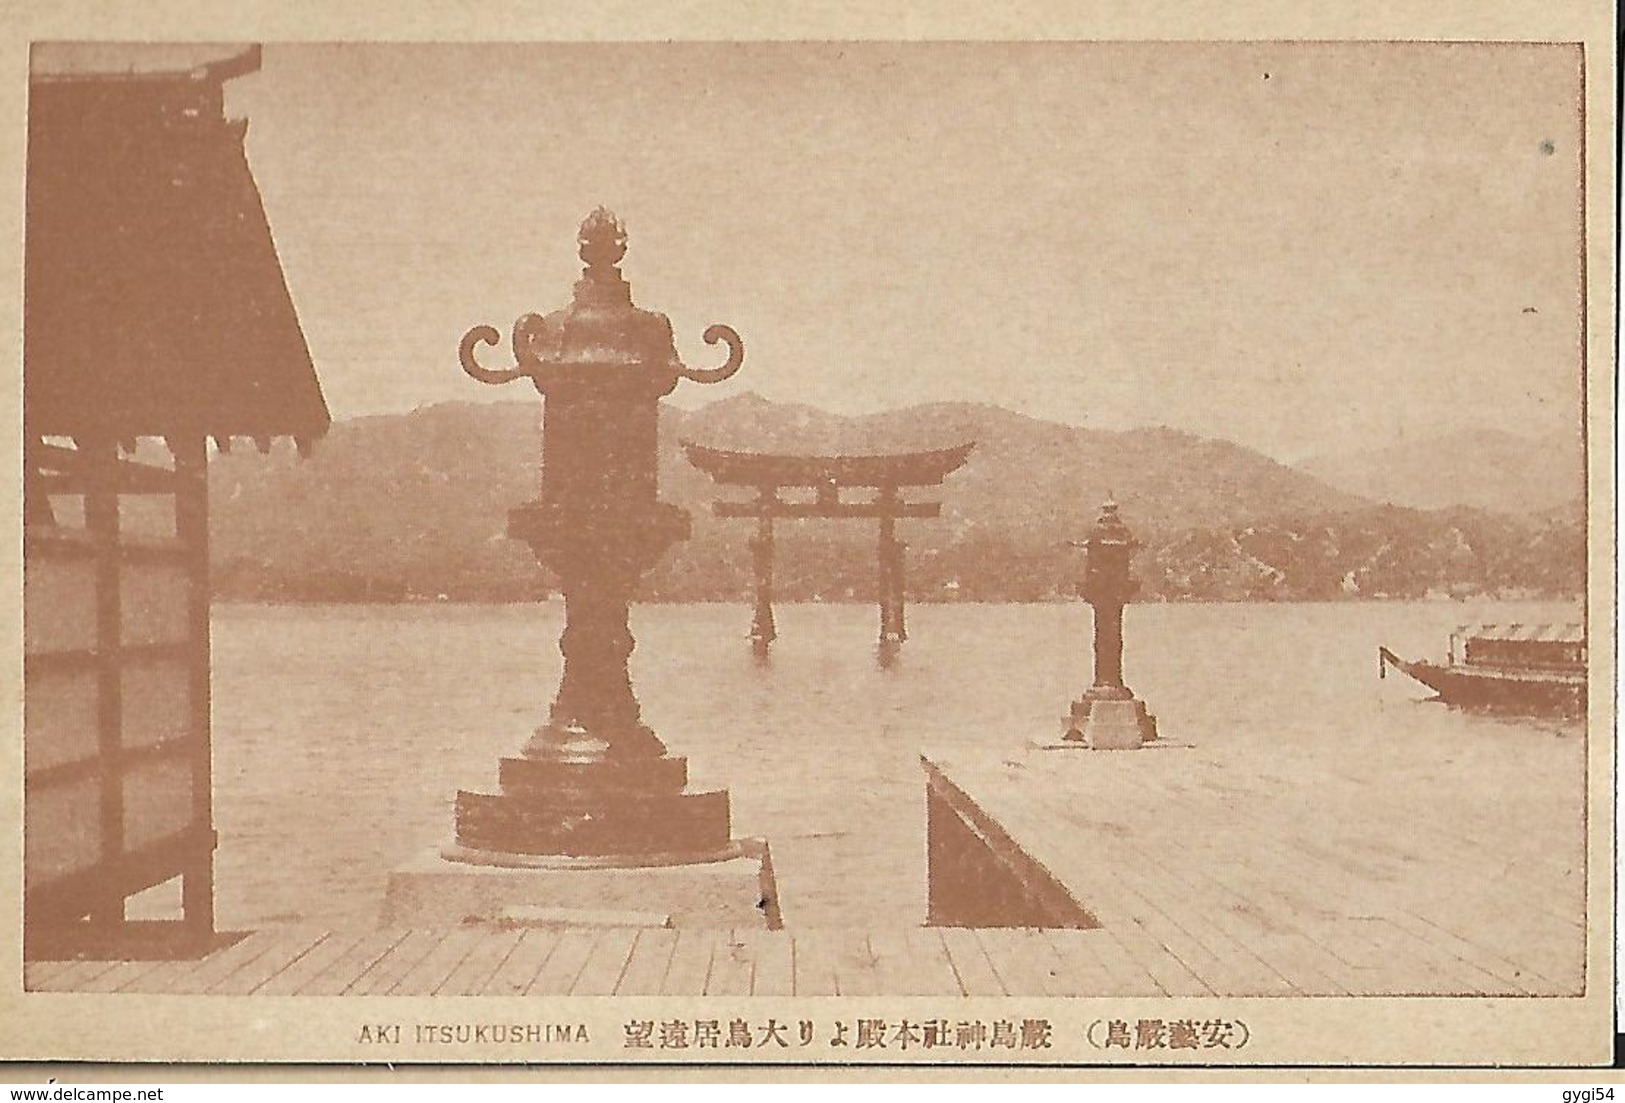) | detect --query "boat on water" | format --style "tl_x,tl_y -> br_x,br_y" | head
1378,622 -> 1587,714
